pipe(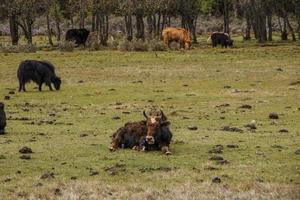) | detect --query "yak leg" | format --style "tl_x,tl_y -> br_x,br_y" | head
161,145 -> 172,155
212,41 -> 217,47
47,83 -> 53,91
38,82 -> 43,91
163,38 -> 170,49
46,81 -> 53,91
180,41 -> 184,49
22,83 -> 26,92
19,81 -> 22,92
